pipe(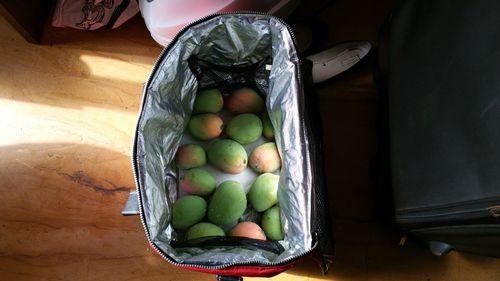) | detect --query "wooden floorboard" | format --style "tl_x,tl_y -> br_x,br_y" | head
1,2 -> 499,280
